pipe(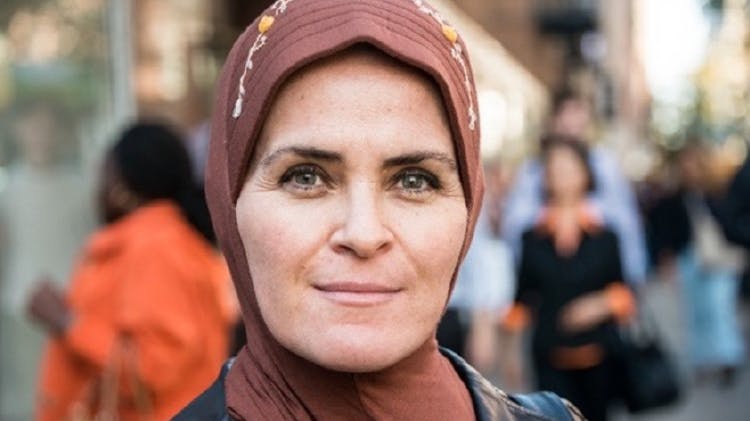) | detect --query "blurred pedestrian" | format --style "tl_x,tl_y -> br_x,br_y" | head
502,90 -> 648,285
716,152 -> 750,248
0,101 -> 93,421
175,1 -> 581,419
655,144 -> 746,387
501,136 -> 636,421
717,152 -> 750,299
28,122 -> 234,420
